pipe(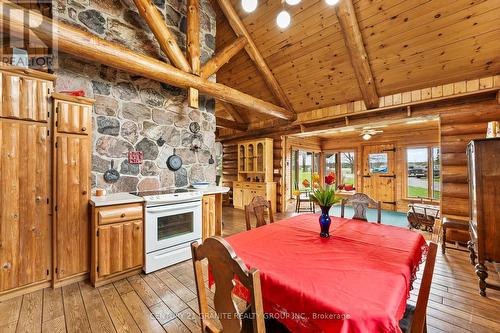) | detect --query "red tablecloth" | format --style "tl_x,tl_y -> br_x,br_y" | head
223,214 -> 428,333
